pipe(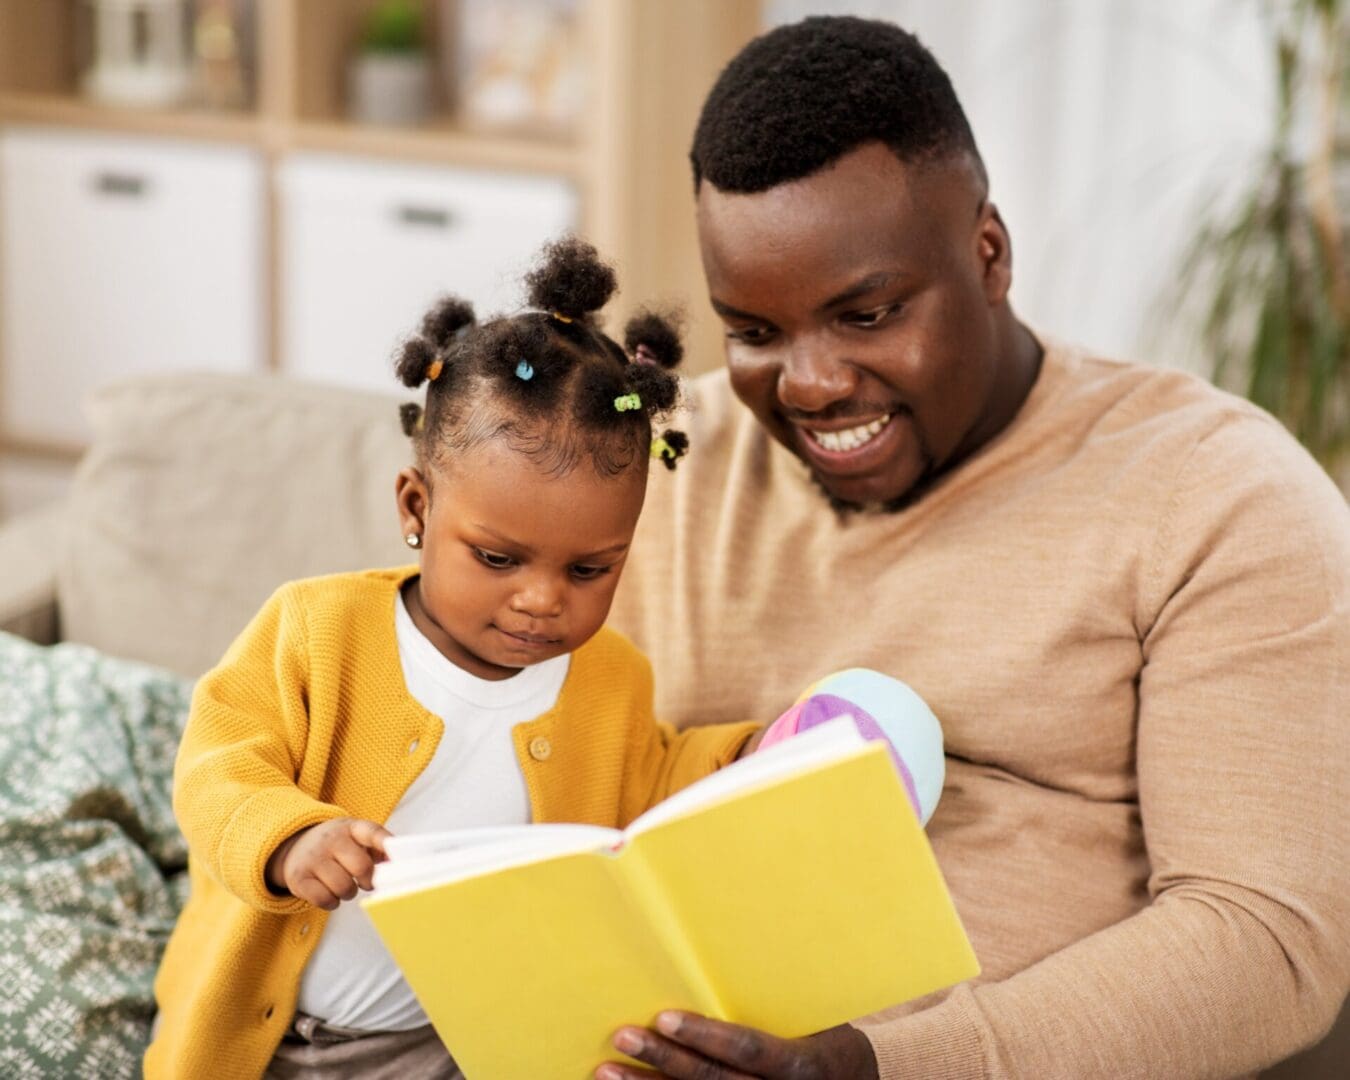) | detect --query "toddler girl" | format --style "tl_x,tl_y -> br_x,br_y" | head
147,237 -> 762,1079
